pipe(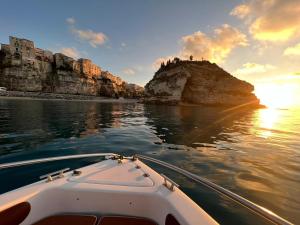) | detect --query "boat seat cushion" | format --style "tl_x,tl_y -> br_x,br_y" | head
98,216 -> 157,225
32,214 -> 97,225
165,214 -> 181,225
0,201 -> 31,225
